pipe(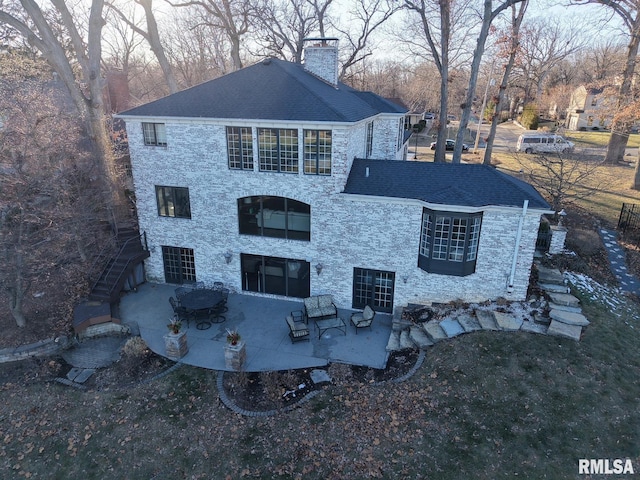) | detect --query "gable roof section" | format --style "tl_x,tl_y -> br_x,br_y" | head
119,58 -> 406,122
344,159 -> 551,210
